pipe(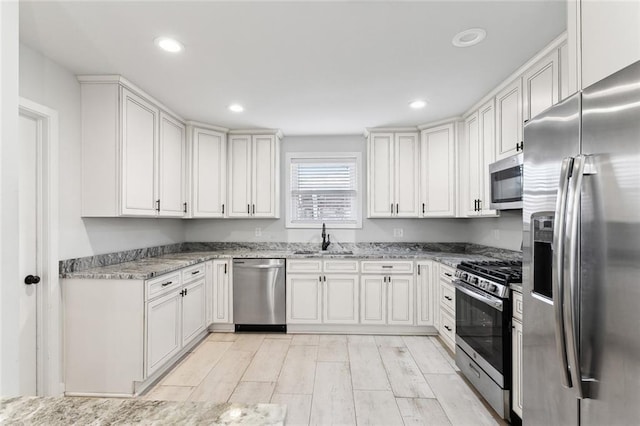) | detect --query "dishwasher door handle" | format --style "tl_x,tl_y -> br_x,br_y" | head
235,264 -> 284,269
